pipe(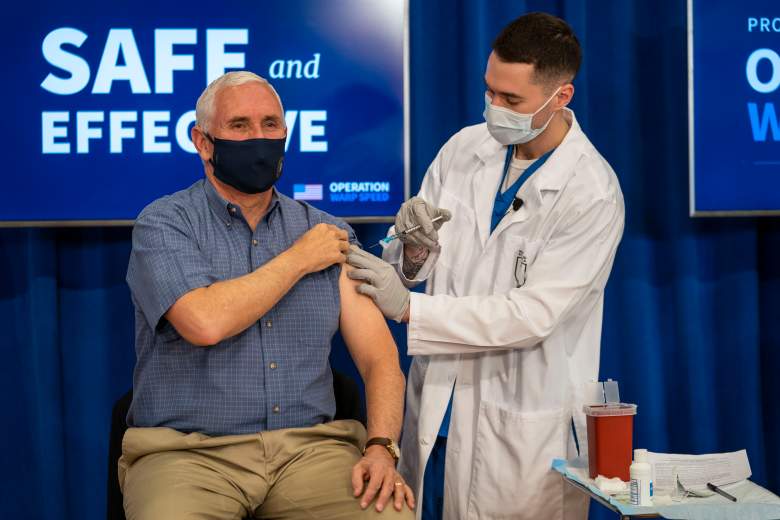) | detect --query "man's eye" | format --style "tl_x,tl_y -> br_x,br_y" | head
232,122 -> 247,129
